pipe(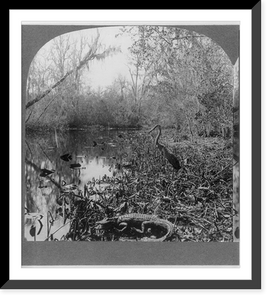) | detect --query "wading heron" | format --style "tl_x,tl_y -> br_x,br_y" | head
148,124 -> 181,170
